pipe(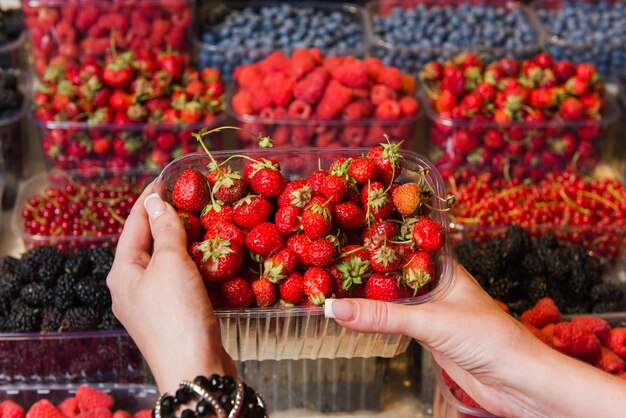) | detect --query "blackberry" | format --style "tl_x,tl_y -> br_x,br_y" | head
5,302 -> 40,332
0,9 -> 24,40
501,226 -> 530,263
60,307 -> 99,332
521,253 -> 544,278
536,232 -> 558,252
41,307 -> 63,332
582,256 -> 604,286
88,248 -> 114,280
487,277 -> 521,302
64,249 -> 92,277
566,269 -> 592,304
0,255 -> 20,276
590,282 -> 623,305
543,248 -> 571,283
484,236 -> 505,261
0,272 -> 21,309
21,246 -> 66,285
592,301 -> 623,314
0,72 -> 17,91
20,283 -> 54,308
563,304 -> 588,315
54,273 -> 77,311
454,239 -> 482,275
75,279 -> 111,313
101,308 -> 121,330
525,276 -> 549,303
0,88 -> 21,111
